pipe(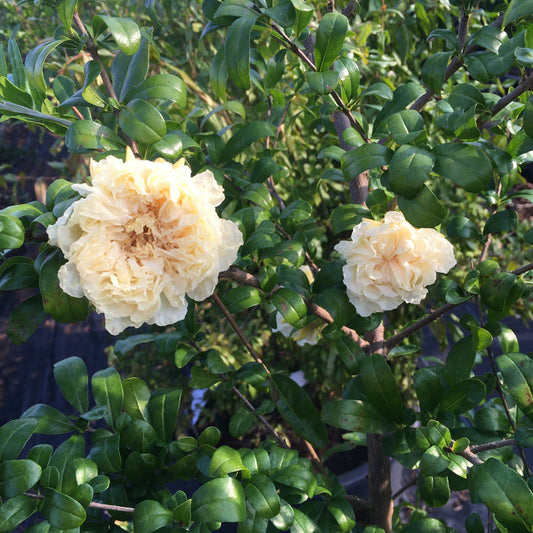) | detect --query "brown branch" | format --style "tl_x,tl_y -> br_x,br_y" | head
470,439 -> 516,454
